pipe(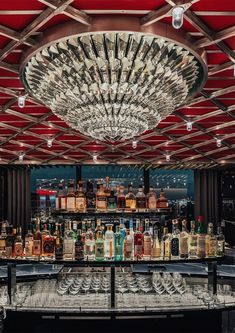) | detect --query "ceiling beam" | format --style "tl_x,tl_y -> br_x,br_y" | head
208,61 -> 234,76
0,24 -> 35,47
140,5 -> 172,26
195,25 -> 235,48
0,61 -> 19,74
